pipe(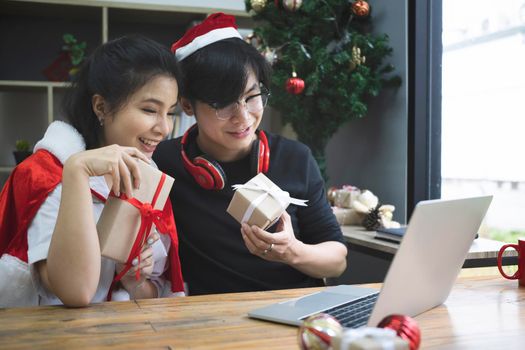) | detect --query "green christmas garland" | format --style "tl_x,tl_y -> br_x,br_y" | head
245,0 -> 400,180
